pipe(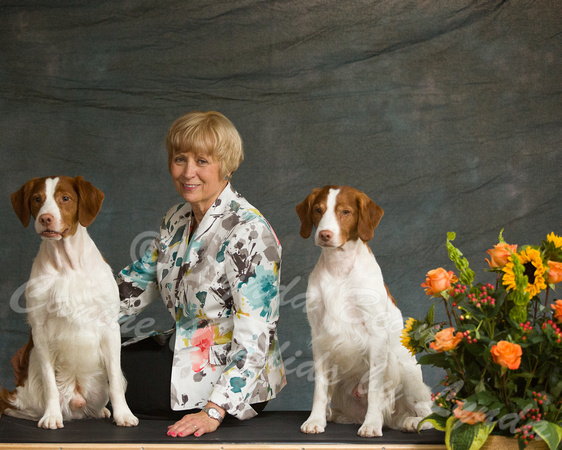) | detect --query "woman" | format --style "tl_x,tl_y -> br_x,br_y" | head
118,111 -> 286,437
